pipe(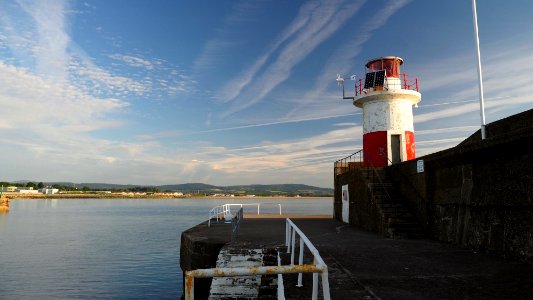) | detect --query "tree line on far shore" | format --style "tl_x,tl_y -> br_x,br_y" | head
1,181 -> 333,196
0,181 -> 160,193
